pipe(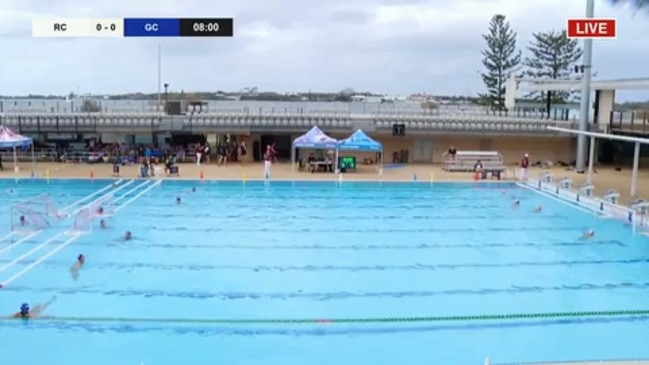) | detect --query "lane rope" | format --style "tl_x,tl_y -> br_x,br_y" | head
5,309 -> 649,325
